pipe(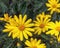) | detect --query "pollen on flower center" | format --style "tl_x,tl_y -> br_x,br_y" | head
39,23 -> 45,28
56,27 -> 60,31
18,25 -> 25,31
